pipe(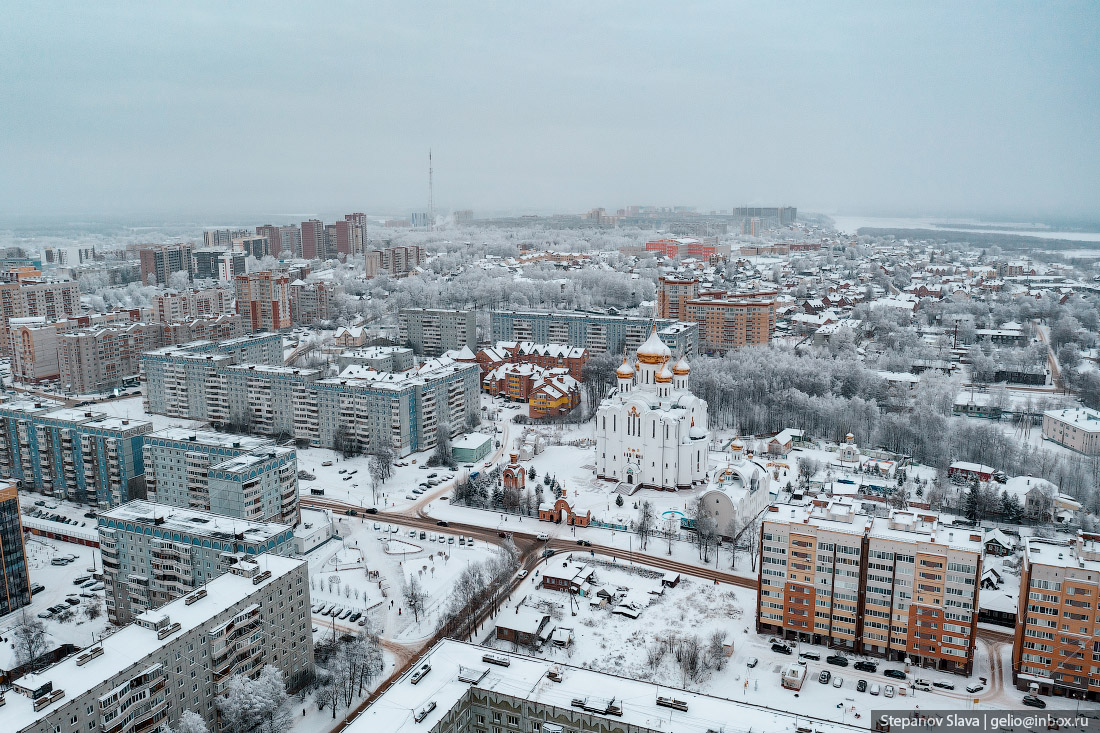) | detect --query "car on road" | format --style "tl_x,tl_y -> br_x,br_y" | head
771,643 -> 793,655
437,520 -> 449,527
884,669 -> 906,680
869,683 -> 881,696
517,570 -> 528,579
576,539 -> 591,546
746,657 -> 758,668
832,676 -> 843,688
409,530 -> 417,538
484,462 -> 492,467
799,651 -> 820,661
390,526 -> 399,533
536,532 -> 549,541
818,671 -> 831,684
541,548 -> 555,558
913,679 -> 932,691
1022,695 -> 1046,709
857,680 -> 867,693
73,576 -> 90,585
933,681 -> 955,690
826,655 -> 849,667
884,685 -> 895,698
853,660 -> 877,672
966,683 -> 984,693
364,507 -> 377,514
